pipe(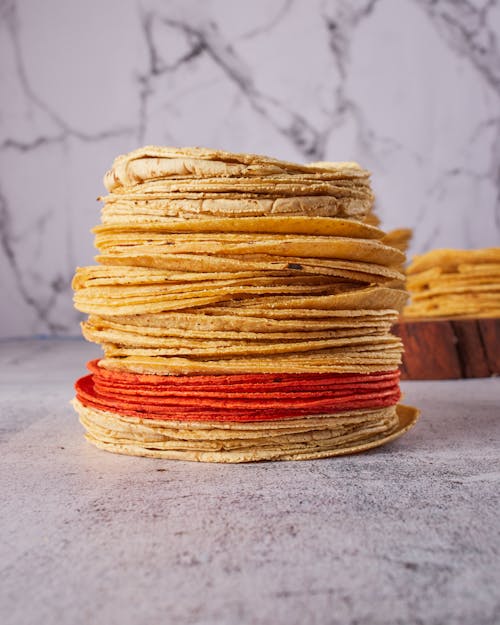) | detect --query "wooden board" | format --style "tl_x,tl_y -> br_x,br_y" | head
393,318 -> 500,380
